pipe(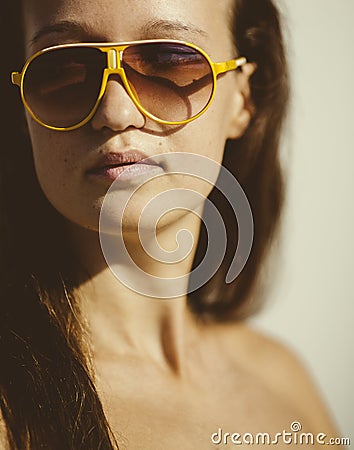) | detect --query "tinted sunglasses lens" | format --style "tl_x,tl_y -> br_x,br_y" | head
23,47 -> 105,128
122,42 -> 214,122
